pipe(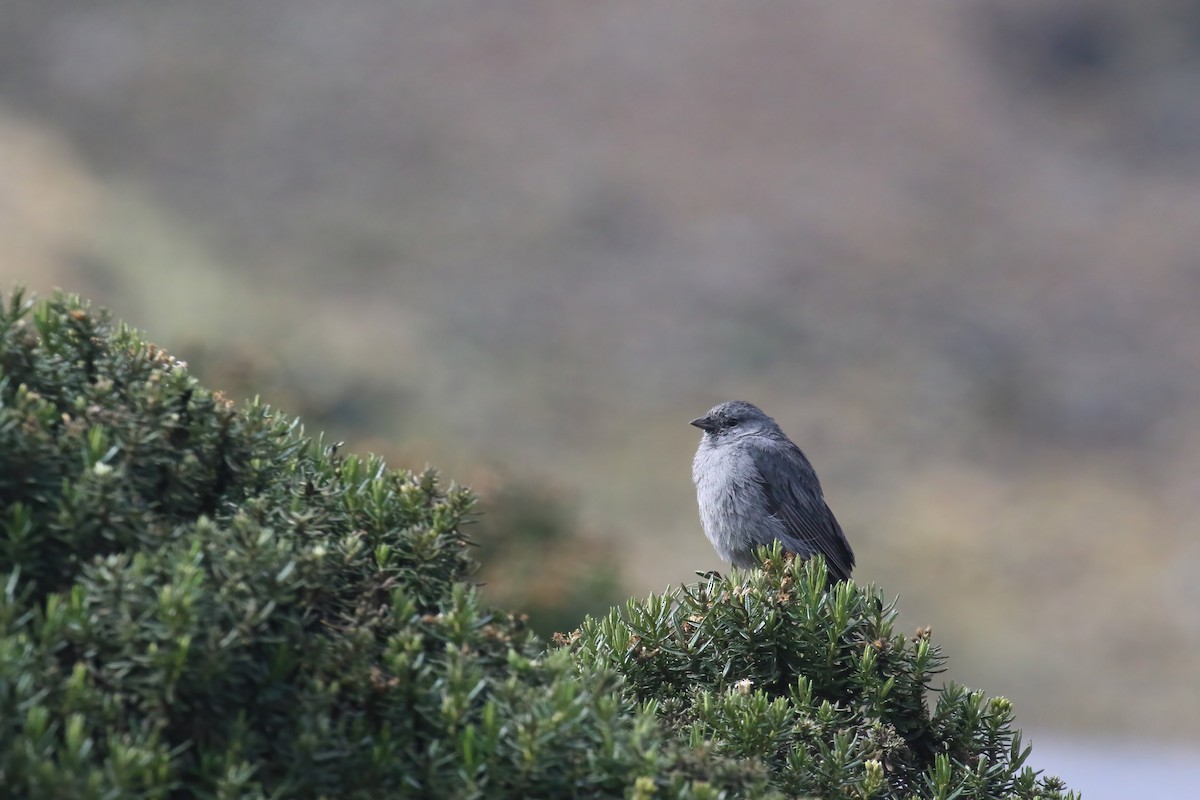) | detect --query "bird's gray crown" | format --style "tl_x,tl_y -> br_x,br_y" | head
690,400 -> 777,435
